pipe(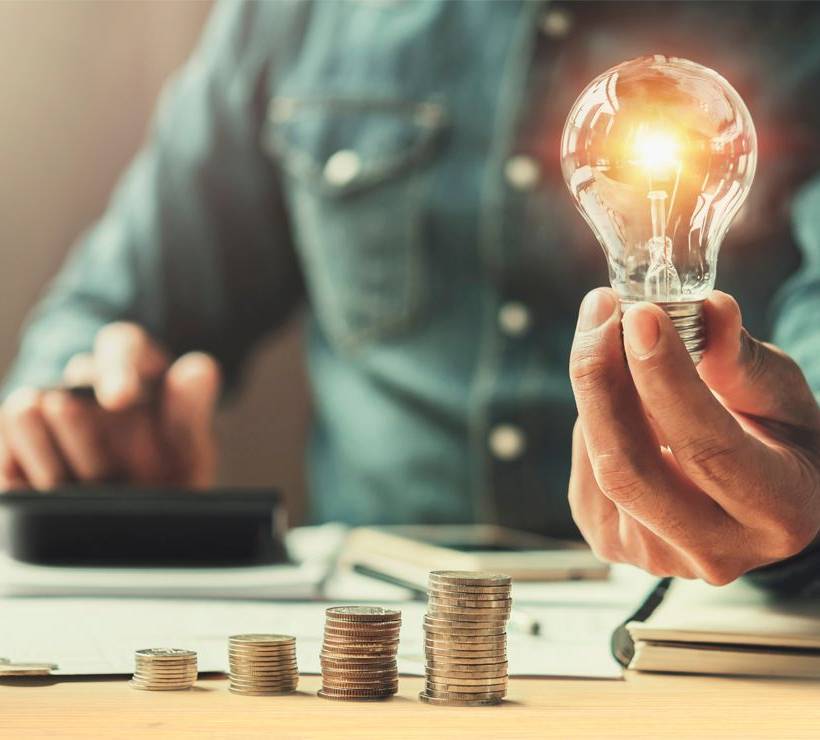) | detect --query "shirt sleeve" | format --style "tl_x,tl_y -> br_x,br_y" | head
2,0 -> 305,397
745,173 -> 820,596
772,174 -> 820,396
